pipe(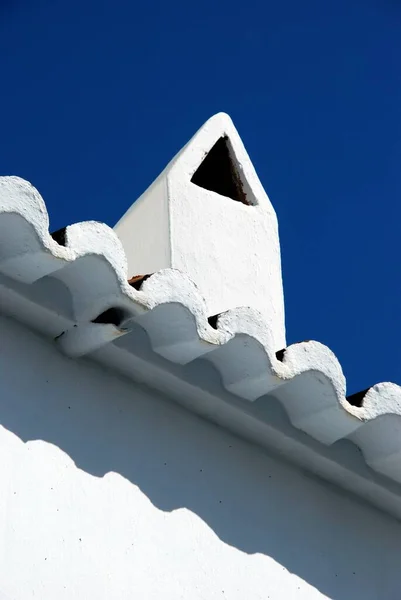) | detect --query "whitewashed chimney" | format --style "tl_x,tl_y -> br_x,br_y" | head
114,113 -> 286,350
